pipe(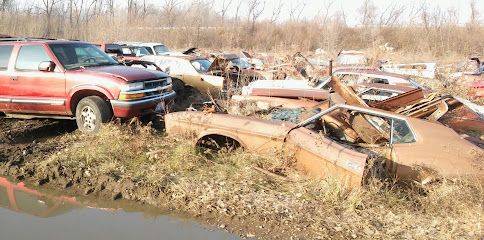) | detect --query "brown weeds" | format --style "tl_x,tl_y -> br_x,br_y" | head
34,123 -> 484,239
